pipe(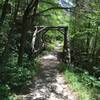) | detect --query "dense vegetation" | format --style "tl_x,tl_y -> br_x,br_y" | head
0,0 -> 100,99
